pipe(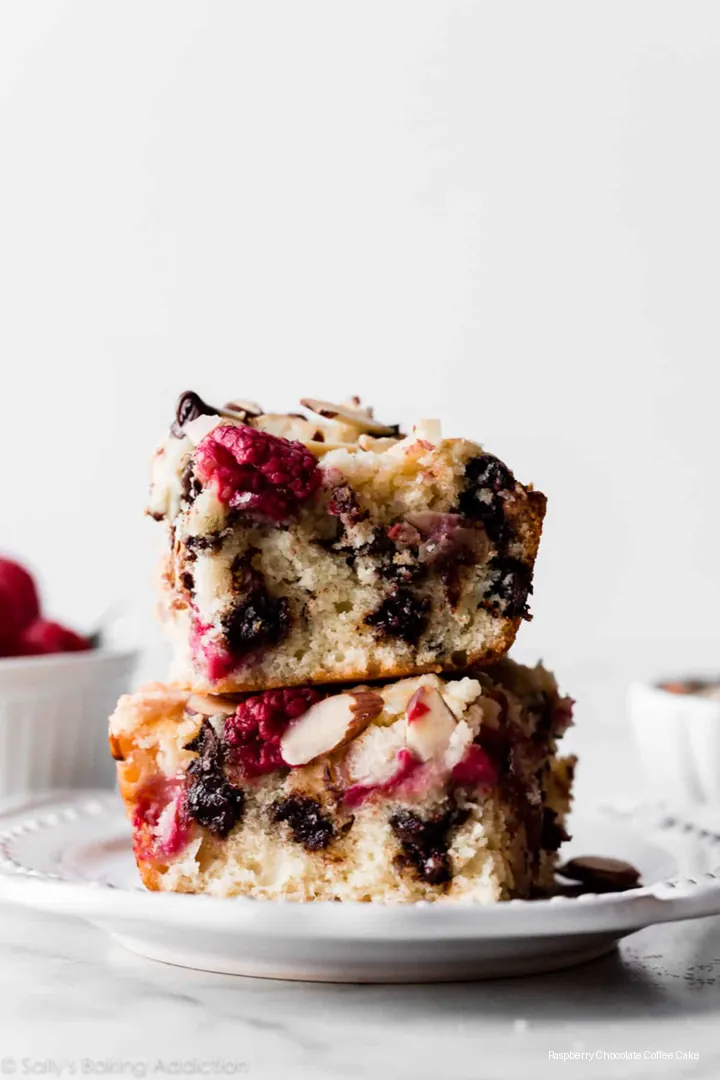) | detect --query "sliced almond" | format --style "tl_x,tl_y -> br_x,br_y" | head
343,723 -> 407,786
300,398 -> 397,436
405,687 -> 457,763
381,678 -> 425,718
357,434 -> 402,452
218,399 -> 263,419
252,413 -> 327,443
280,692 -> 380,767
348,688 -> 385,724
412,419 -> 442,445
185,693 -> 238,718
